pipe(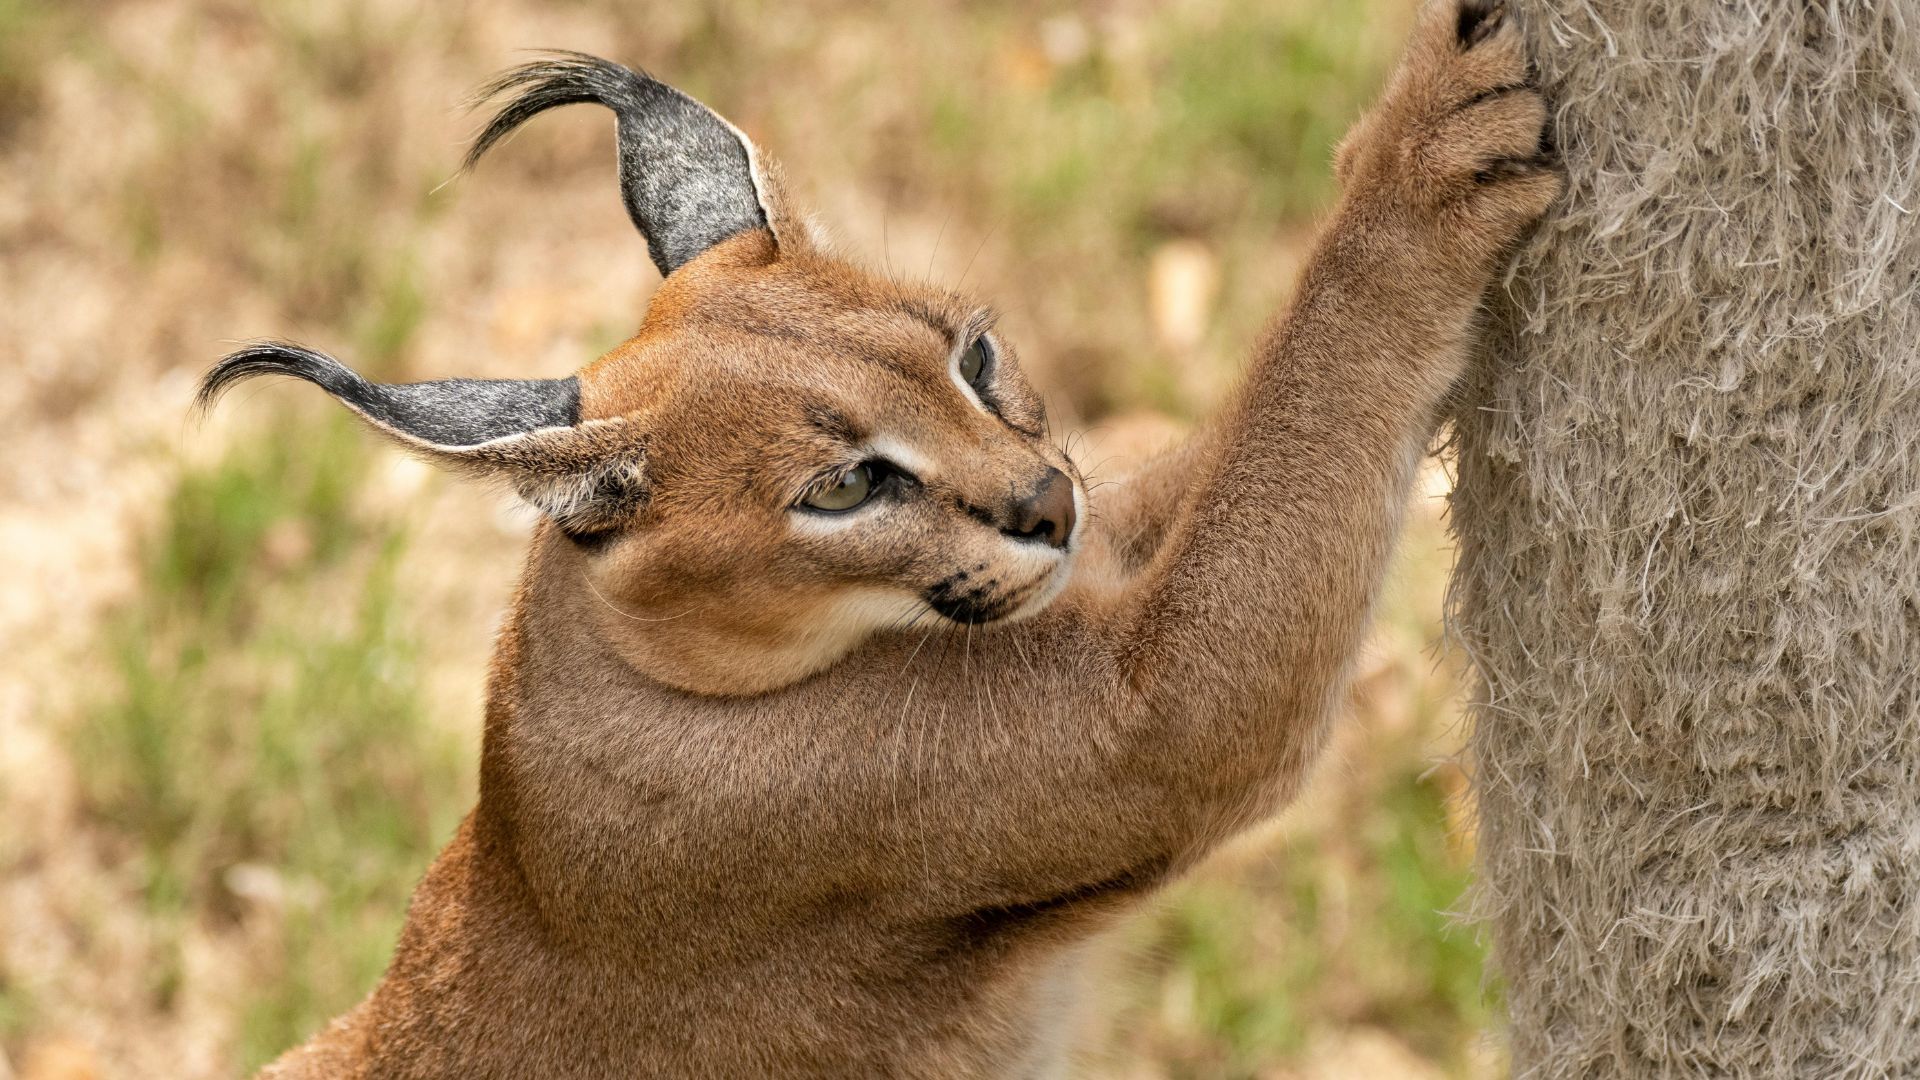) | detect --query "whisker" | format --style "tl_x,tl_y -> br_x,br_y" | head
582,574 -> 696,622
881,198 -> 894,279
957,218 -> 1001,292
898,618 -> 942,672
978,657 -> 1008,748
887,618 -> 945,868
927,209 -> 951,282
1009,630 -> 1041,686
914,634 -> 962,878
